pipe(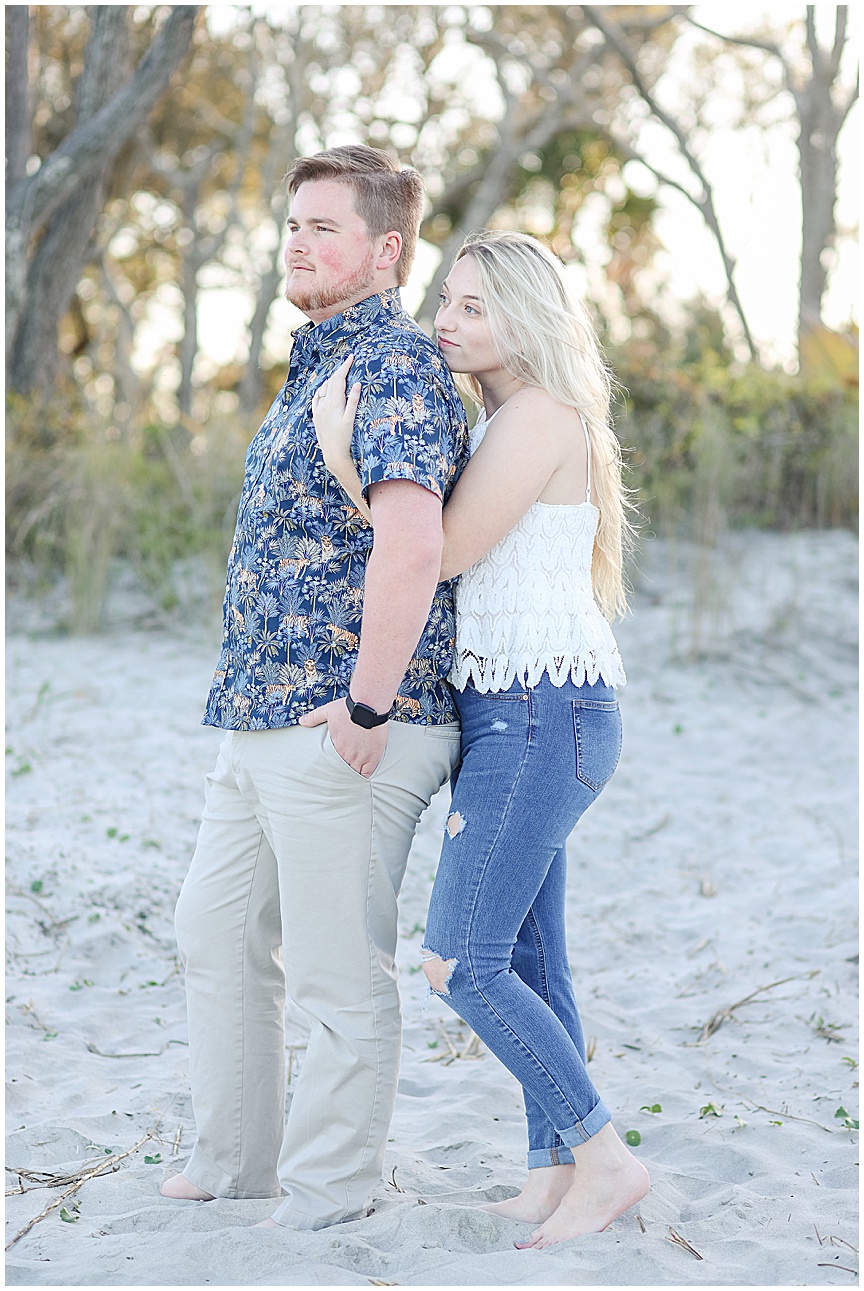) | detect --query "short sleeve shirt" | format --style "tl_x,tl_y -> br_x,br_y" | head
202,289 -> 470,731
